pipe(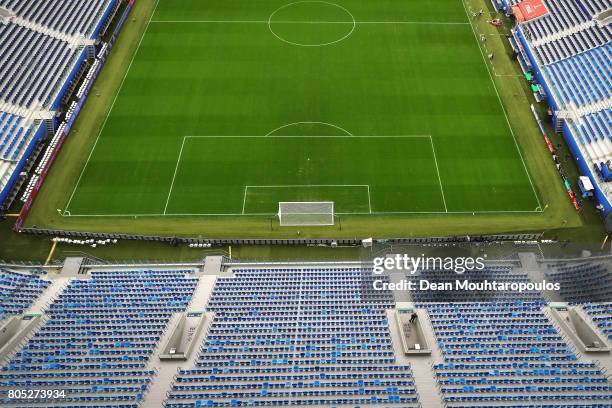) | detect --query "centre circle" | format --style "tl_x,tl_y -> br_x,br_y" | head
268,1 -> 356,47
